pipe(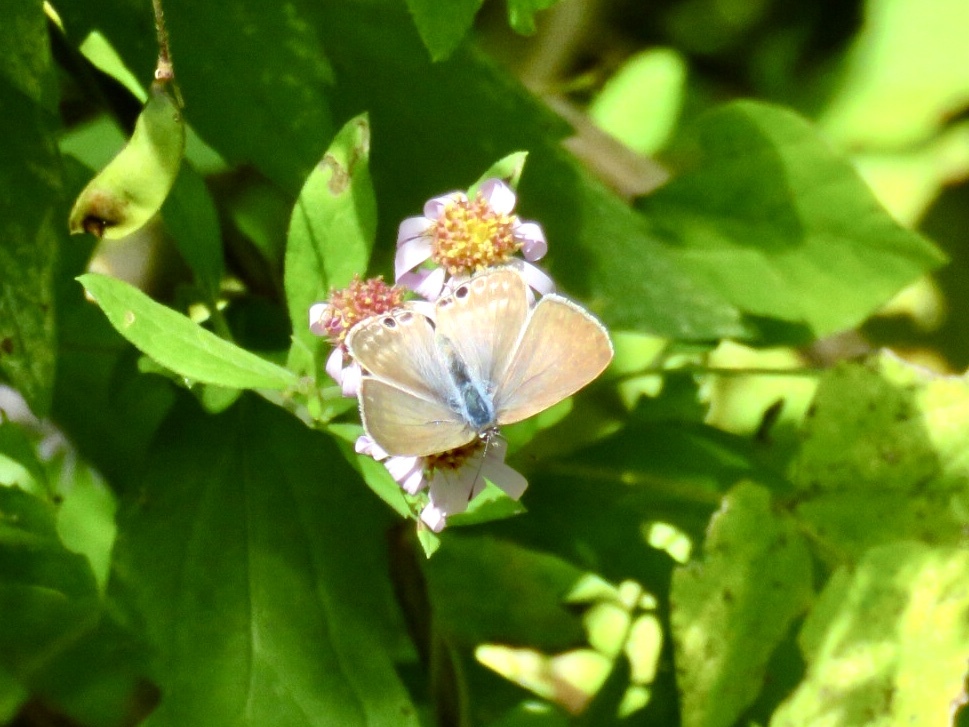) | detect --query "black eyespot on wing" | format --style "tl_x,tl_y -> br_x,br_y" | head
455,285 -> 470,299
382,316 -> 396,328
